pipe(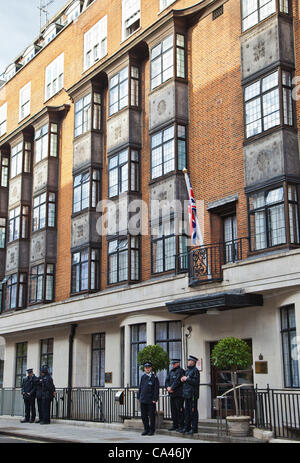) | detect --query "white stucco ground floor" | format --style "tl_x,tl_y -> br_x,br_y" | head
1,249 -> 300,420
0,286 -> 299,419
